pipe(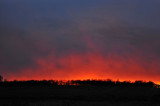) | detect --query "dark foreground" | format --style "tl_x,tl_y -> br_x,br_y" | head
0,86 -> 160,106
